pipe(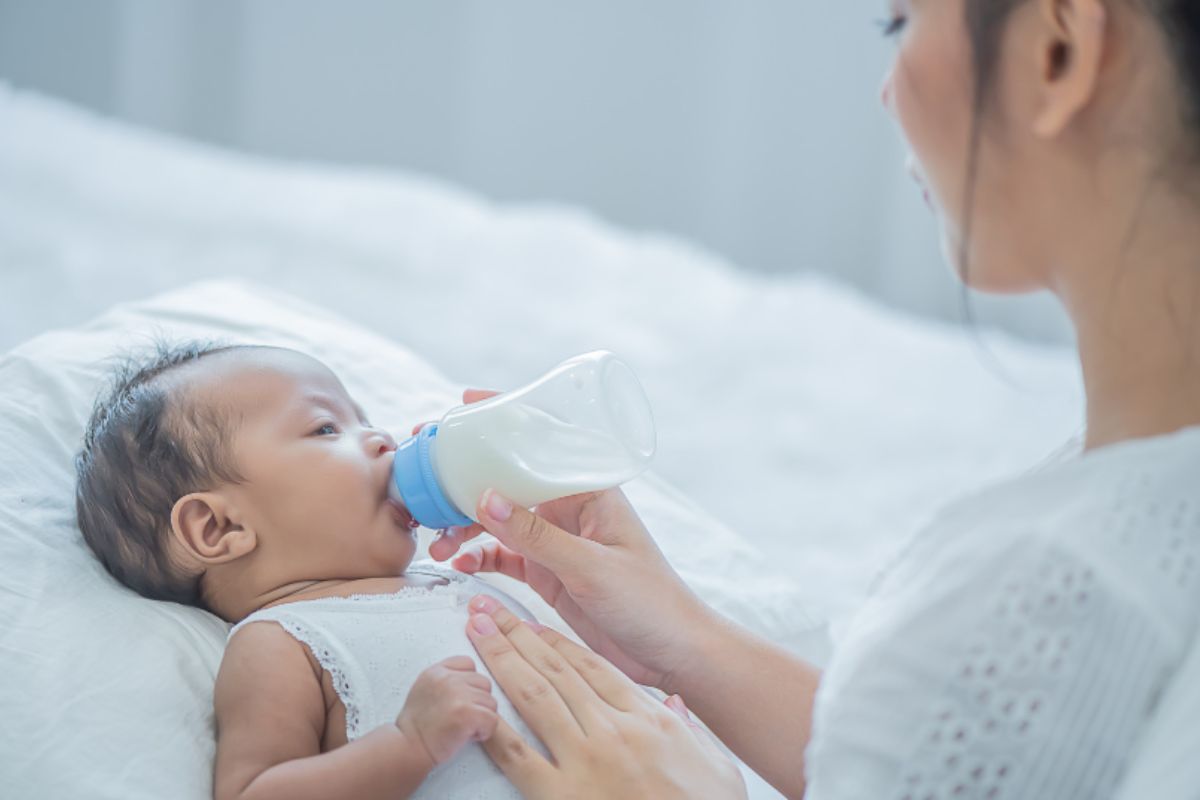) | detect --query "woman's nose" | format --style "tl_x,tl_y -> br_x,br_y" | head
879,70 -> 895,113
